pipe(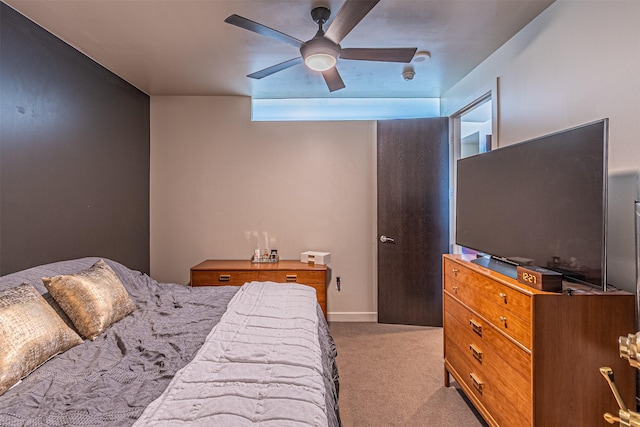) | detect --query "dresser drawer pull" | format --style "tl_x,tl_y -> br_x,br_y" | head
452,268 -> 459,277
218,275 -> 231,282
286,275 -> 298,282
469,319 -> 482,337
470,344 -> 483,363
470,373 -> 483,393
499,292 -> 507,301
452,285 -> 459,294
499,316 -> 508,327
